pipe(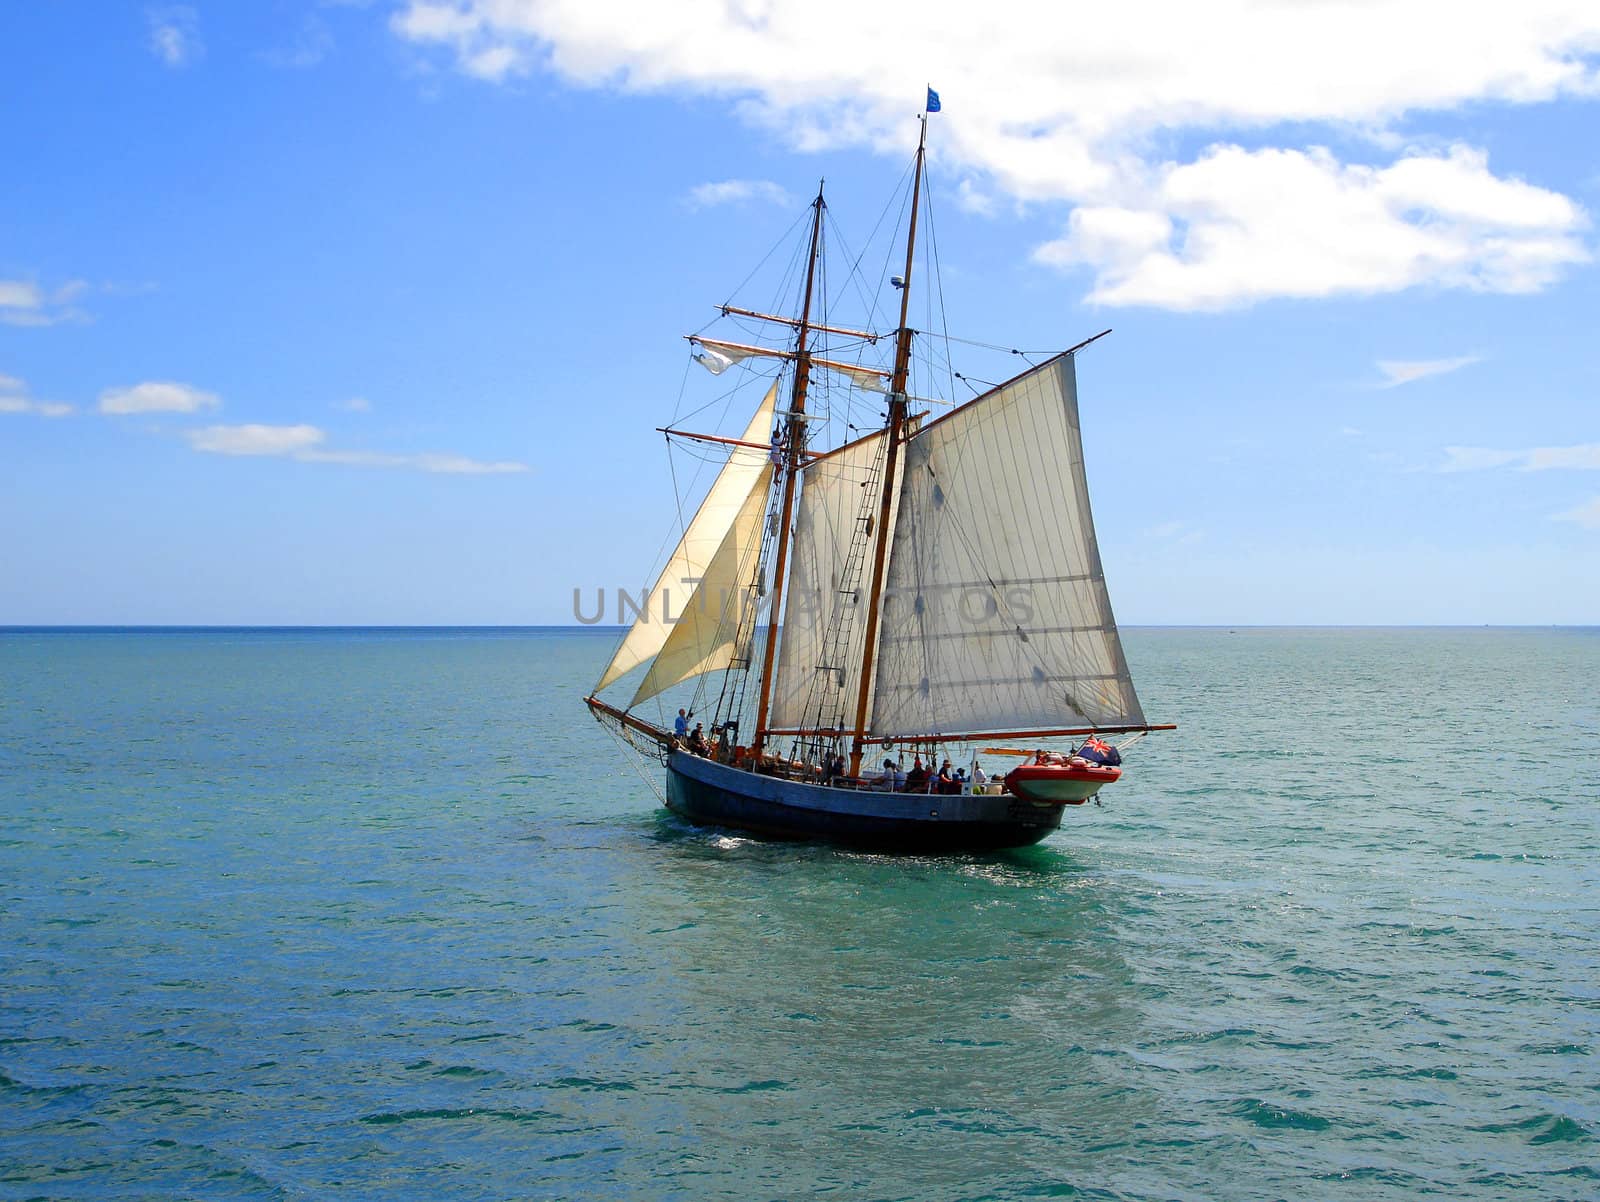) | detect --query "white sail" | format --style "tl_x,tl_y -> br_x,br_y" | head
689,337 -> 889,393
630,464 -> 774,706
593,381 -> 779,694
869,354 -> 1145,736
766,430 -> 894,732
